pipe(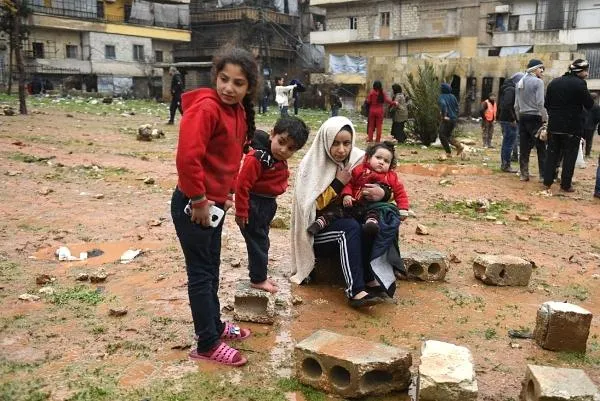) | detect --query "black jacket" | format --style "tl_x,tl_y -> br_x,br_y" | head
171,73 -> 184,96
498,79 -> 518,122
583,103 -> 600,131
545,73 -> 594,135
